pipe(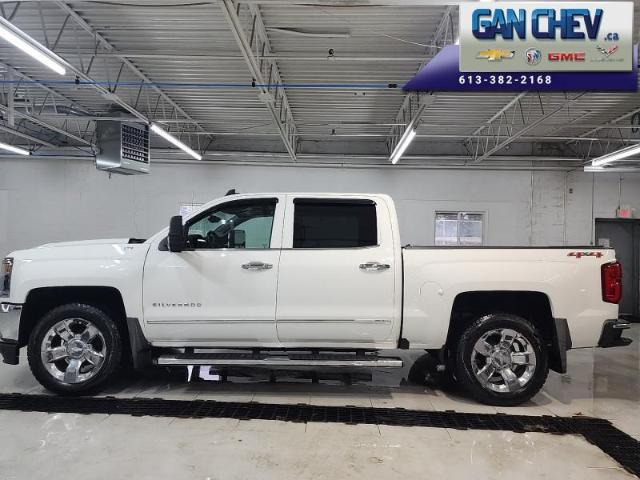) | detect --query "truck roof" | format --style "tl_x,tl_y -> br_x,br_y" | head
224,192 -> 390,198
